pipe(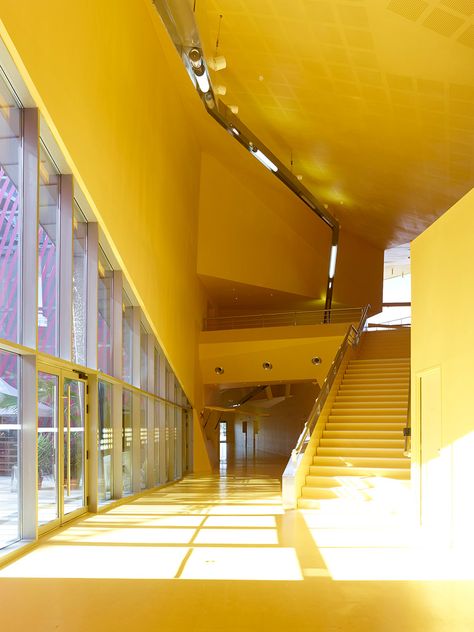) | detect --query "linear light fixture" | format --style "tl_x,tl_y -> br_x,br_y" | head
194,70 -> 210,94
251,148 -> 278,173
329,244 -> 338,279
